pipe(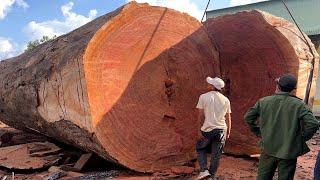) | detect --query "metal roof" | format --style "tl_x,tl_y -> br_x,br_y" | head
206,0 -> 320,36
